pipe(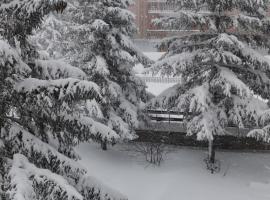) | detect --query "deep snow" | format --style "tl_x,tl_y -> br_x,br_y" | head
77,143 -> 270,200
